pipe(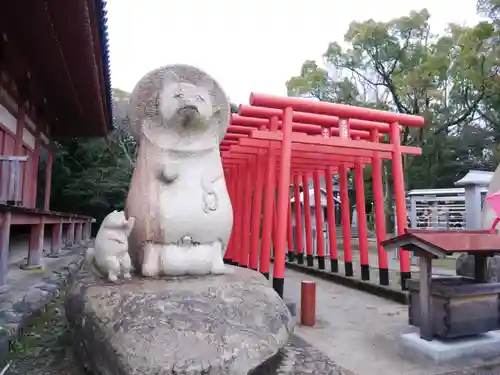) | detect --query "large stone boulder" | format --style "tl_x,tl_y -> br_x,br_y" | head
65,265 -> 293,375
